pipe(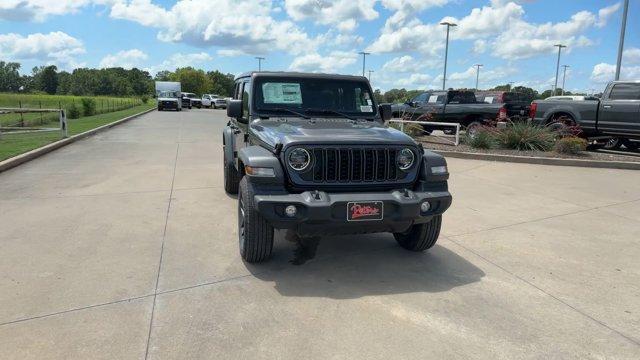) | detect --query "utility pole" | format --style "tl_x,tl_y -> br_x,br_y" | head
553,44 -> 567,96
358,51 -> 370,77
368,70 -> 374,82
440,22 -> 457,90
615,0 -> 629,80
561,65 -> 570,95
508,81 -> 515,91
474,64 -> 483,90
255,57 -> 265,71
